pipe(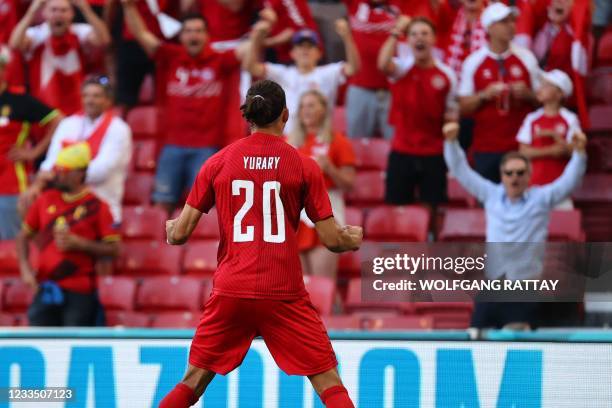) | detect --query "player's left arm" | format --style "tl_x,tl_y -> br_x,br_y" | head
166,204 -> 203,245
